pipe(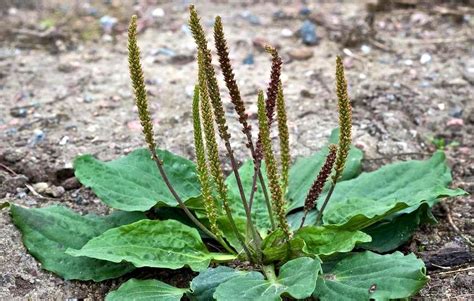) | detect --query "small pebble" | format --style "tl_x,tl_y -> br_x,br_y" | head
59,136 -> 69,145
420,53 -> 431,64
243,54 -> 254,65
280,28 -> 293,37
32,182 -> 49,193
100,15 -> 117,33
449,106 -> 463,118
10,107 -> 27,118
361,44 -> 371,54
299,7 -> 311,16
29,129 -> 45,146
152,7 -> 165,18
299,20 -> 318,46
446,118 -> 464,127
240,11 -> 261,25
288,48 -> 313,61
